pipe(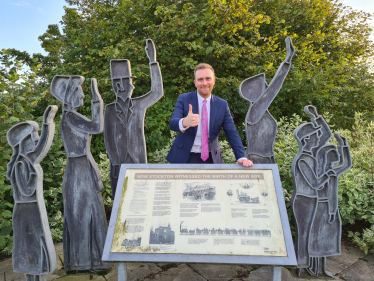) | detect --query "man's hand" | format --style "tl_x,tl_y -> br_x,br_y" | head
238,158 -> 253,167
182,104 -> 199,128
